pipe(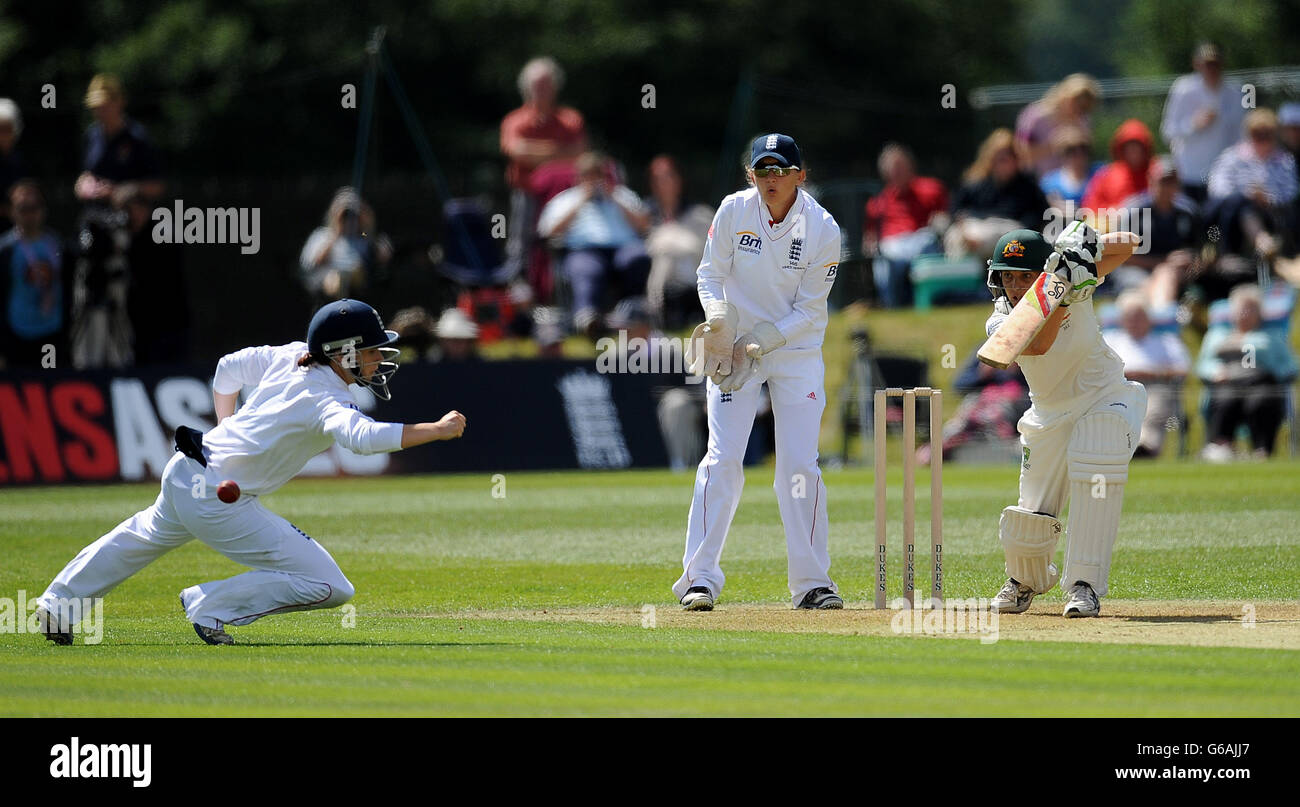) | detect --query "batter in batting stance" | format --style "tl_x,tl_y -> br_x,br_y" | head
35,299 -> 466,645
984,224 -> 1145,617
676,133 -> 843,611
